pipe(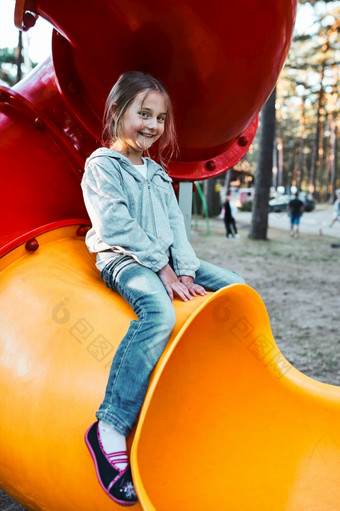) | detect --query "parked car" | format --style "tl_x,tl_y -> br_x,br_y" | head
268,192 -> 315,213
268,194 -> 290,212
298,191 -> 315,212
